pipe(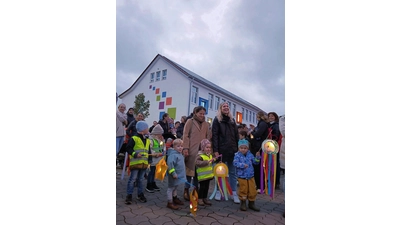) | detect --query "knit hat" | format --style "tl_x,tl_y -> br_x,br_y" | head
136,121 -> 149,132
151,124 -> 163,135
200,139 -> 211,151
238,139 -> 249,148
